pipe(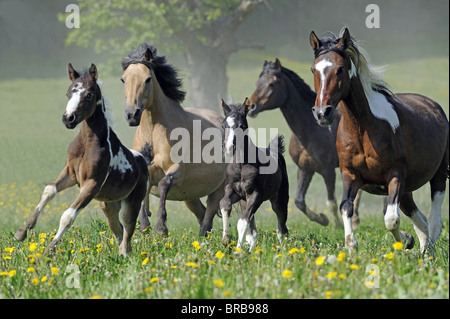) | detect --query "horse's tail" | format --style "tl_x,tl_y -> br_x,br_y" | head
268,135 -> 285,155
